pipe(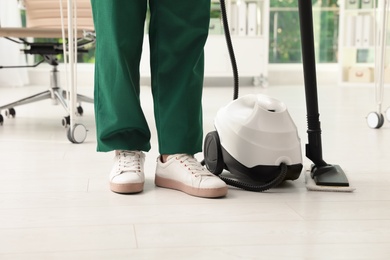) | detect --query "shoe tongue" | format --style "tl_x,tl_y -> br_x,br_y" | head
166,154 -> 192,161
166,154 -> 178,161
